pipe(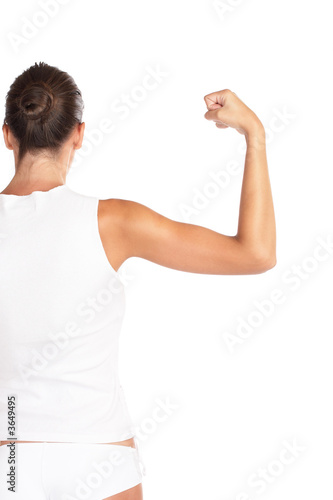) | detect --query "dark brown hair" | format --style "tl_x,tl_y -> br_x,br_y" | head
3,61 -> 84,163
